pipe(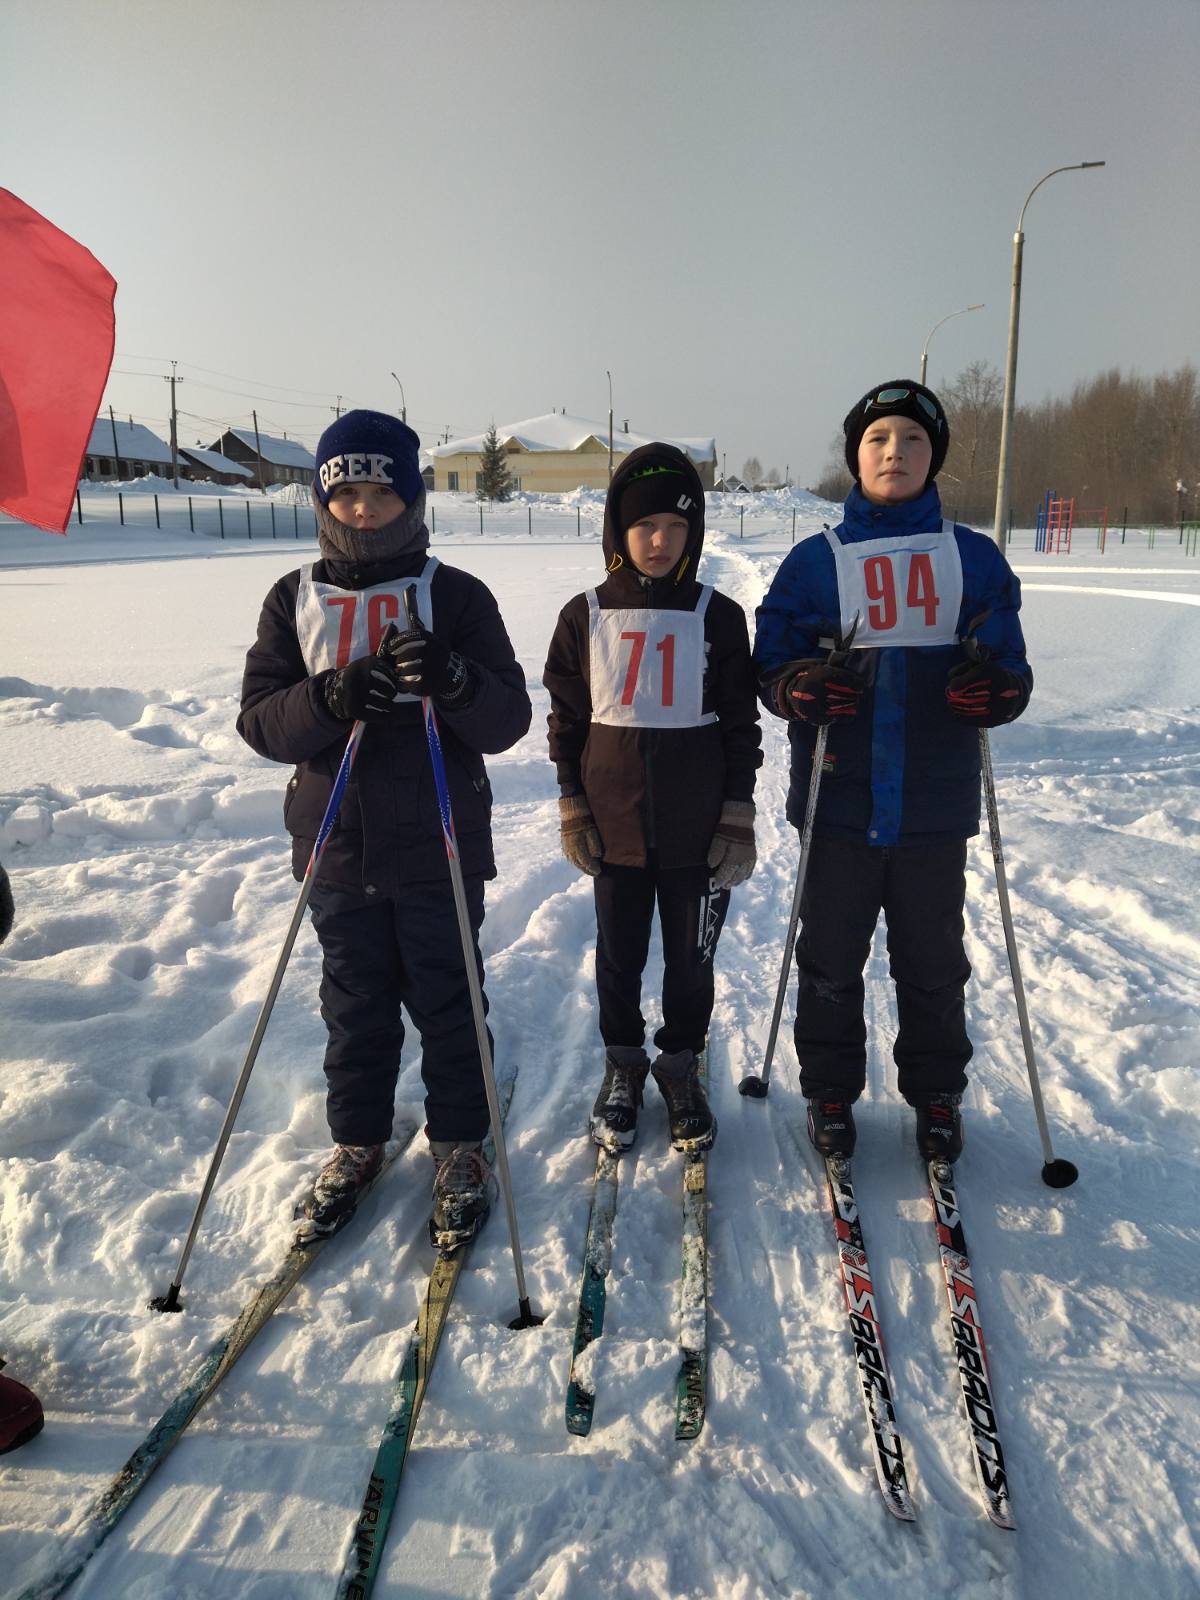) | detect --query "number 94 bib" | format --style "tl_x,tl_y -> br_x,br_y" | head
825,521 -> 962,648
587,588 -> 716,729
